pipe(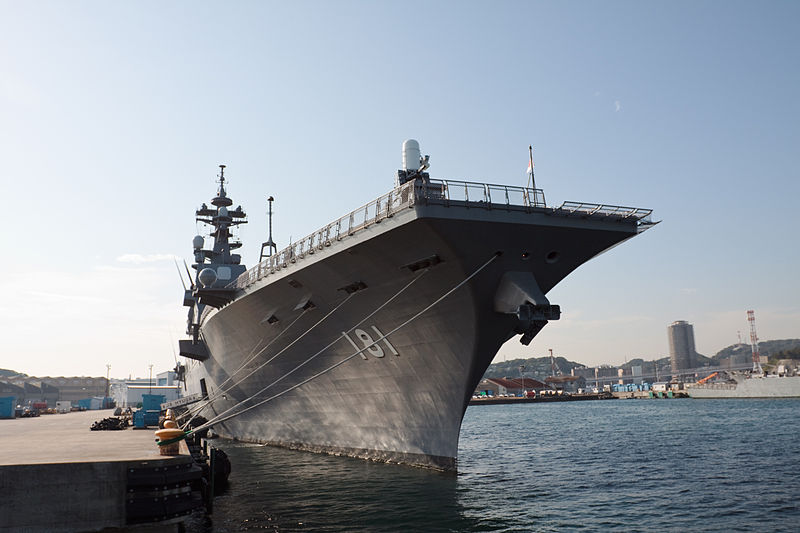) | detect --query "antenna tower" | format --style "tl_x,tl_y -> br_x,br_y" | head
747,310 -> 763,374
259,196 -> 277,261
